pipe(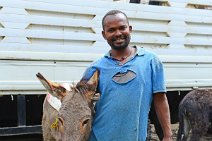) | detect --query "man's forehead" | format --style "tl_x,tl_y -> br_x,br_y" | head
104,13 -> 127,22
103,14 -> 128,29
